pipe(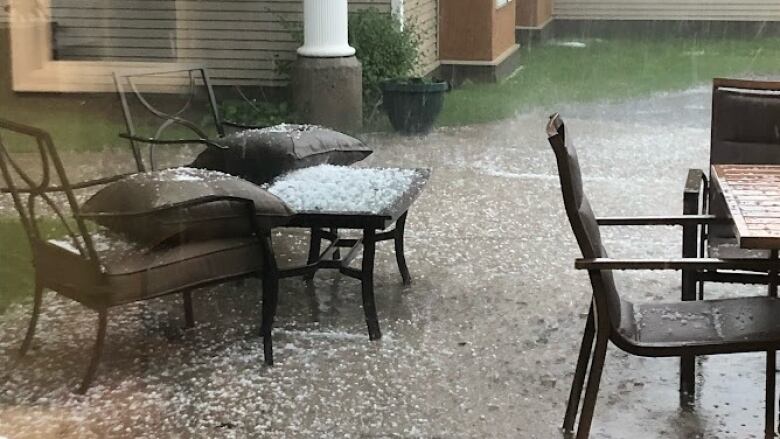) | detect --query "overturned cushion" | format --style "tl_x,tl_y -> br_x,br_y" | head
190,124 -> 372,185
81,167 -> 294,246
